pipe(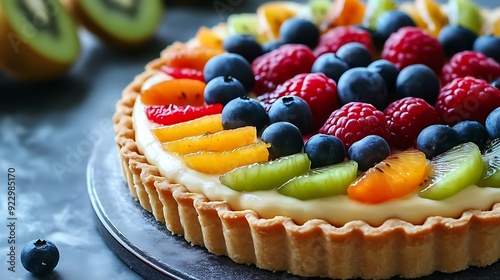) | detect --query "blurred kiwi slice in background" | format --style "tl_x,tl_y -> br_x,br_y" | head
63,0 -> 164,50
0,0 -> 80,81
